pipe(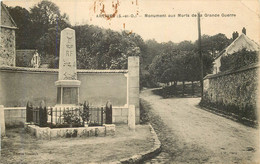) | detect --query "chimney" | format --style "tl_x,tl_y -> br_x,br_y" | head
242,27 -> 246,35
232,31 -> 239,41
